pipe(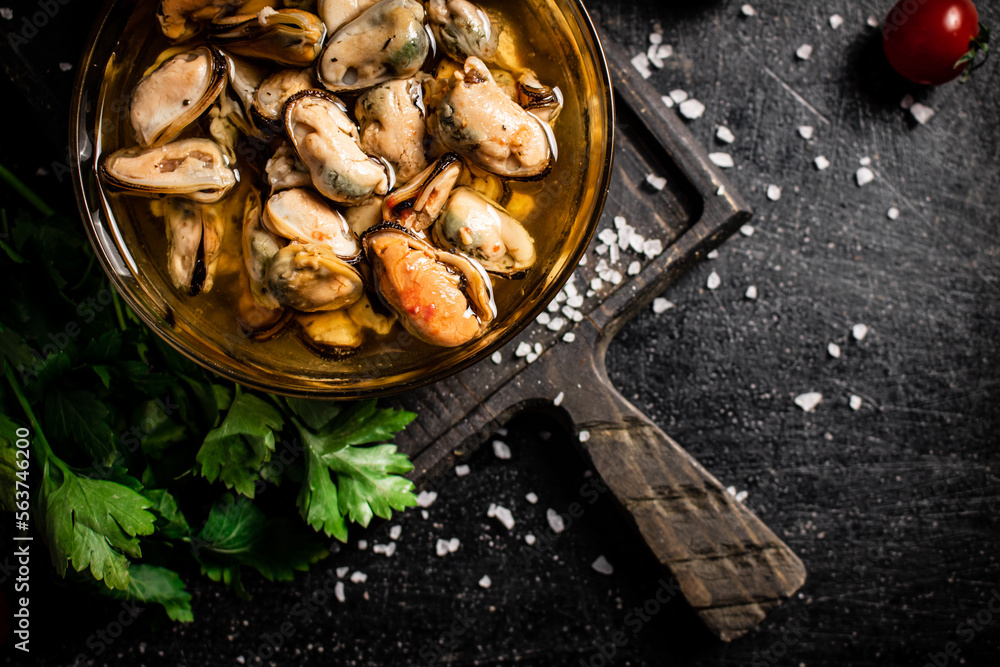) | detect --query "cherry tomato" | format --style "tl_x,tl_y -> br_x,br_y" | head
882,0 -> 986,85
